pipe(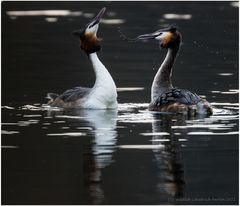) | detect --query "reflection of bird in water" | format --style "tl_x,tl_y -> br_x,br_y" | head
151,113 -> 186,202
81,109 -> 117,204
83,109 -> 117,179
46,108 -> 117,204
125,26 -> 212,115
47,8 -> 118,109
